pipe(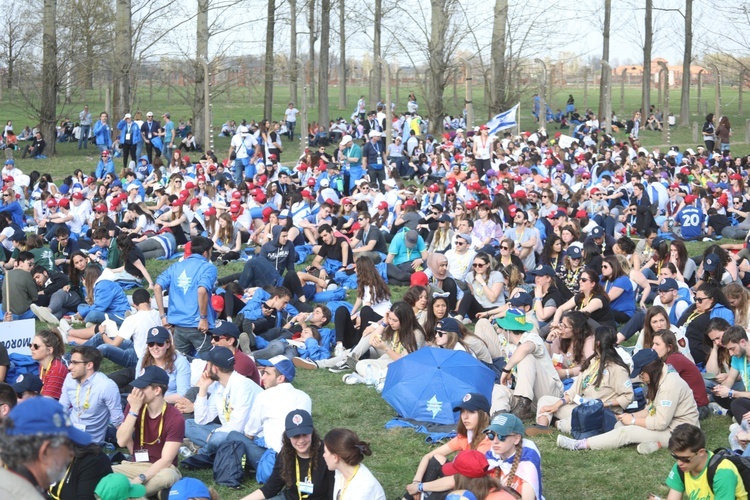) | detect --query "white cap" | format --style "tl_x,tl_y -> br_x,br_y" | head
126,183 -> 139,191
239,126 -> 249,135
146,111 -> 153,117
340,135 -> 353,146
686,148 -> 696,155
320,178 -> 330,188
383,179 -> 397,188
124,113 -> 132,119
368,130 -> 382,138
456,128 -> 464,133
